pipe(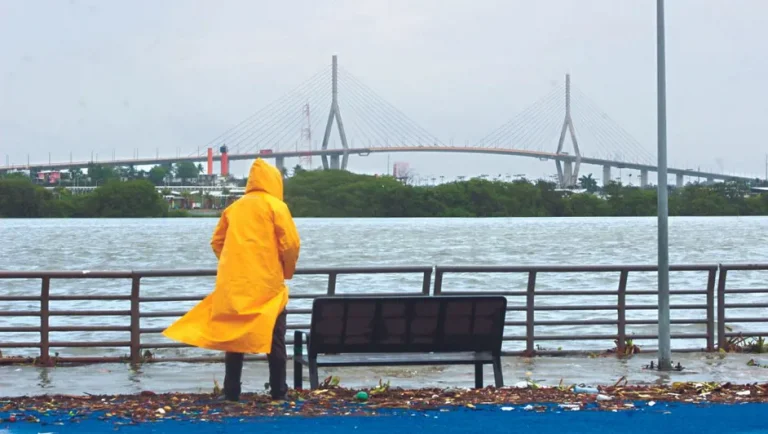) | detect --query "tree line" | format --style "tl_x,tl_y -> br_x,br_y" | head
0,176 -> 168,218
2,167 -> 768,218
284,169 -> 768,218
